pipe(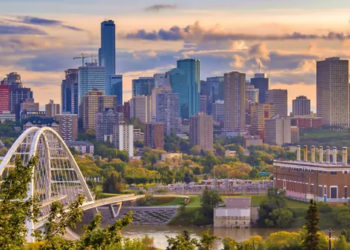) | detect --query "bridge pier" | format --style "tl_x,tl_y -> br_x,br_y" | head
109,202 -> 122,218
